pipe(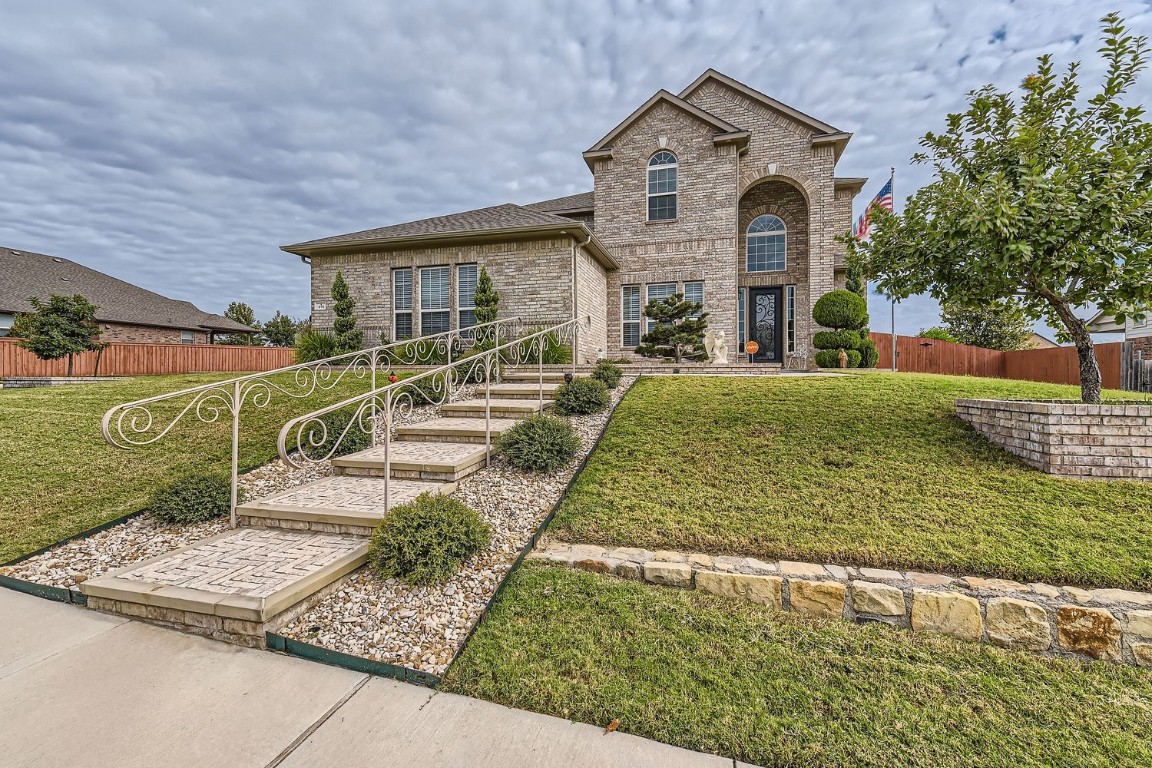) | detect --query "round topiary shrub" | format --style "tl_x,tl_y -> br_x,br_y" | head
148,474 -> 230,524
305,407 -> 371,459
554,376 -> 609,415
812,290 -> 868,330
812,329 -> 862,350
814,349 -> 863,368
497,414 -> 581,472
368,493 -> 491,585
590,360 -> 623,389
